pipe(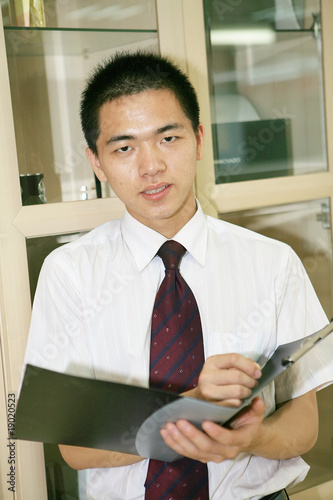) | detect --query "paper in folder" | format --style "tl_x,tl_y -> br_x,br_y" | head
16,321 -> 333,462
